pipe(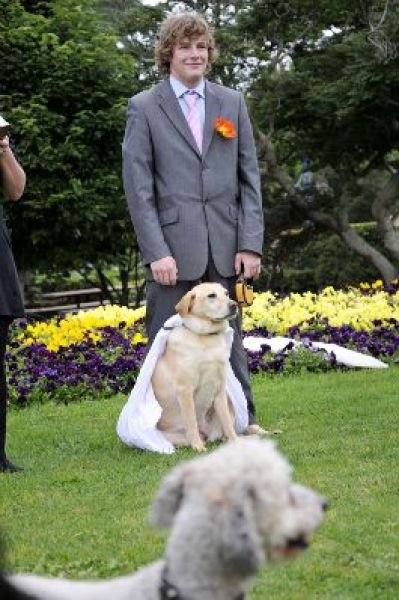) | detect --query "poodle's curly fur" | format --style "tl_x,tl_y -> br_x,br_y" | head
6,439 -> 327,600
